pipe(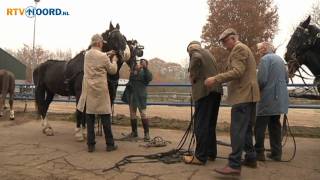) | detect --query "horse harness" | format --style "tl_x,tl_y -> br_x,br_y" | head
297,25 -> 320,48
63,51 -> 86,94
